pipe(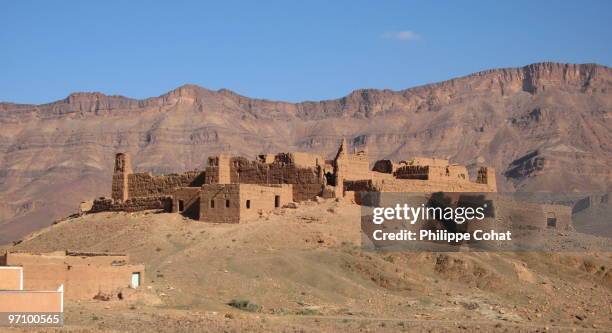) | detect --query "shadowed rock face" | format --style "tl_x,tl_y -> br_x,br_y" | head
0,62 -> 610,244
